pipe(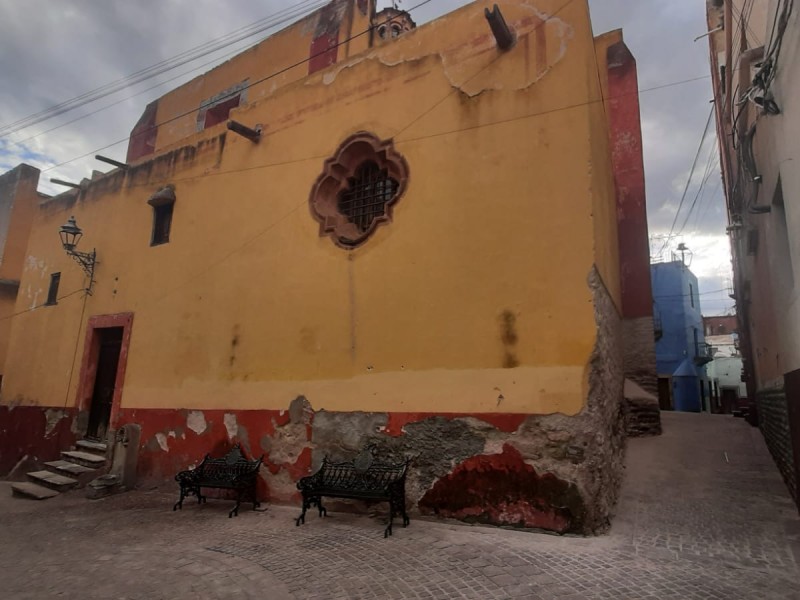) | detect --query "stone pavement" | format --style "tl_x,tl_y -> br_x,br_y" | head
1,413 -> 799,599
